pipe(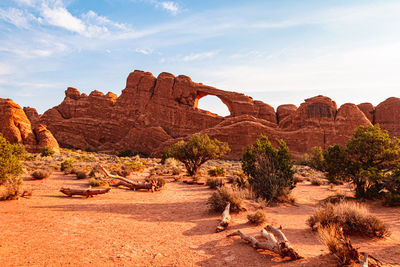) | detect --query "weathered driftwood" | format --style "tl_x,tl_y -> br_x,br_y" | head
98,165 -> 157,192
216,203 -> 231,232
60,187 -> 111,197
227,225 -> 302,261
